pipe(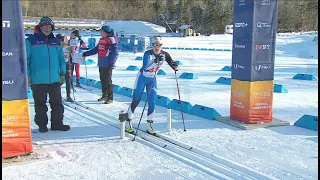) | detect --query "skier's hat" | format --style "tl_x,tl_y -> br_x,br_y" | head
152,36 -> 163,45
